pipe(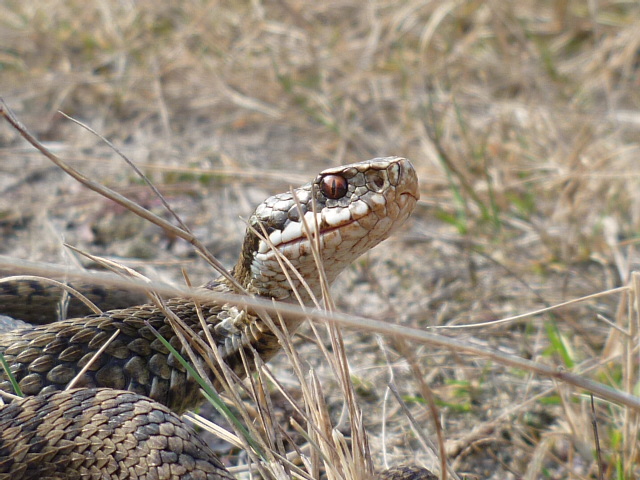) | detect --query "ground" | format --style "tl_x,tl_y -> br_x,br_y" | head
1,1 -> 640,479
